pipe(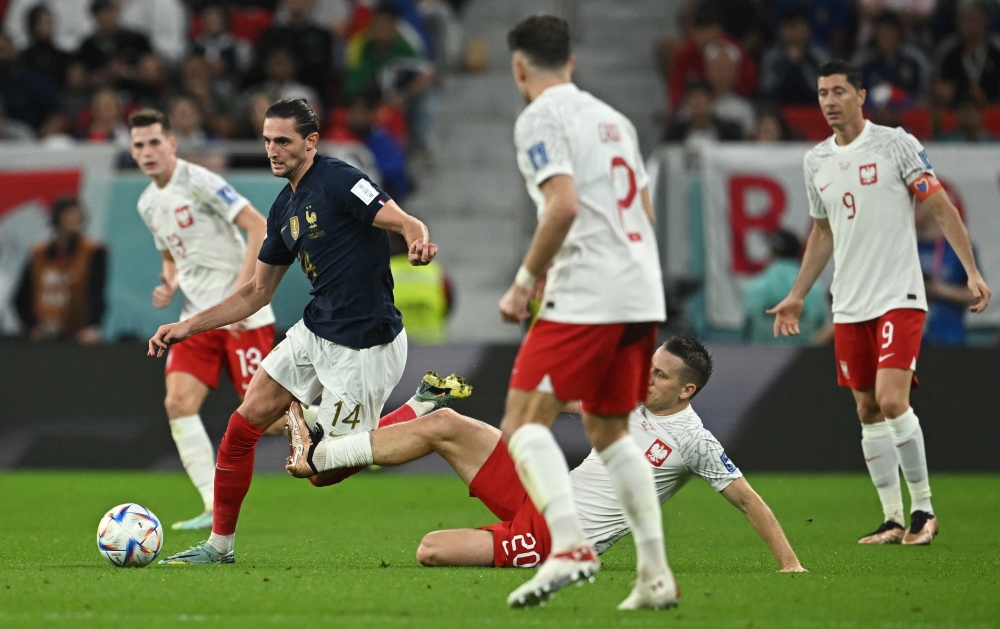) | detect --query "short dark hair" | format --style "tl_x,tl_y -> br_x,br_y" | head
663,335 -> 713,398
91,0 -> 114,16
264,98 -> 319,138
685,77 -> 714,97
127,108 -> 171,133
507,15 -> 571,70
818,59 -> 863,92
779,6 -> 810,25
51,196 -> 81,229
26,5 -> 49,38
873,10 -> 903,30
768,229 -> 801,259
